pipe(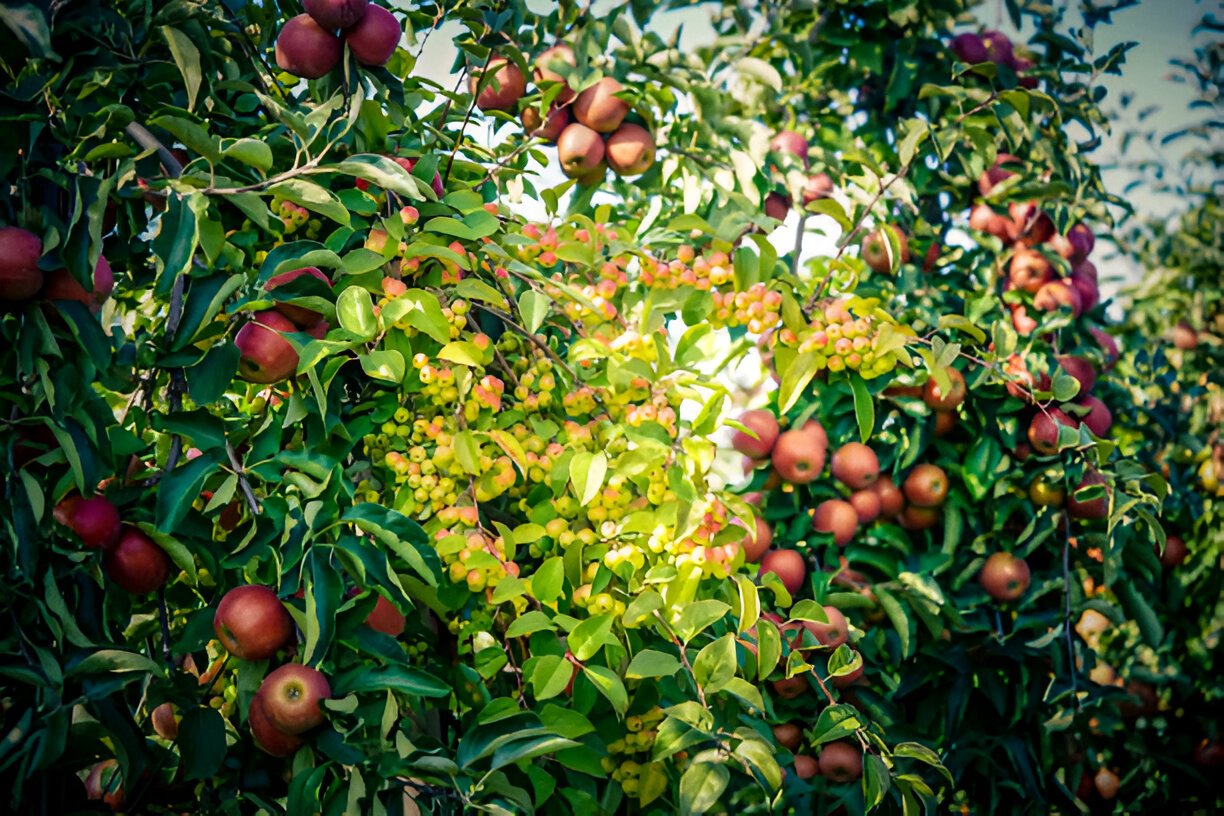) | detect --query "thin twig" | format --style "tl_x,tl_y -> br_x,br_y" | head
226,440 -> 261,516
